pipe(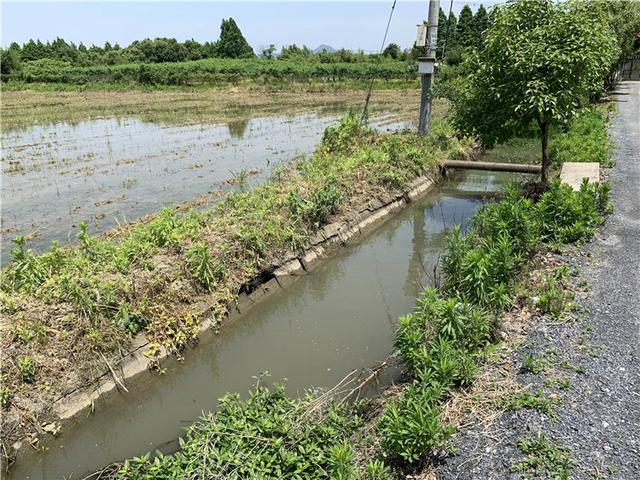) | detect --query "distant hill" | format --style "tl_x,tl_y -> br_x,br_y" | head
313,44 -> 336,54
